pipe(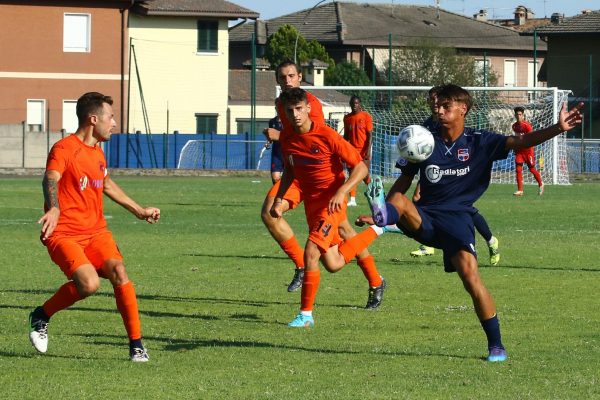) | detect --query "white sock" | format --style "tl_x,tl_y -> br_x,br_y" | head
300,310 -> 312,317
370,225 -> 385,236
